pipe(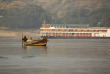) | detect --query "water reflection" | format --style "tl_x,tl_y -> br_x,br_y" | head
22,46 -> 47,50
22,46 -> 48,58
